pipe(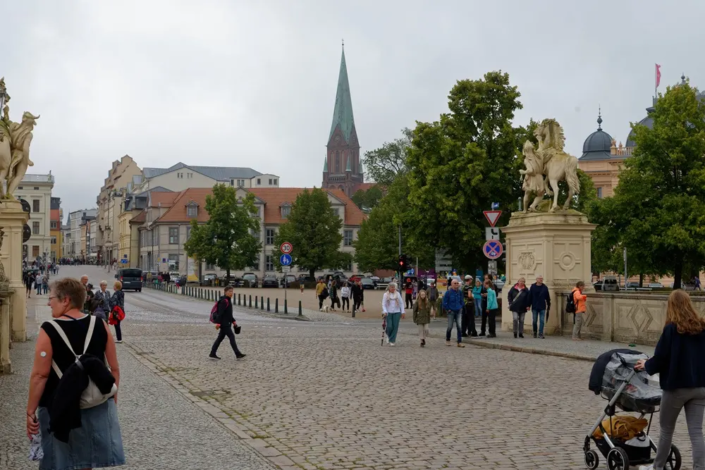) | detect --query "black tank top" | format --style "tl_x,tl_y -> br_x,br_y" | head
39,315 -> 108,408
